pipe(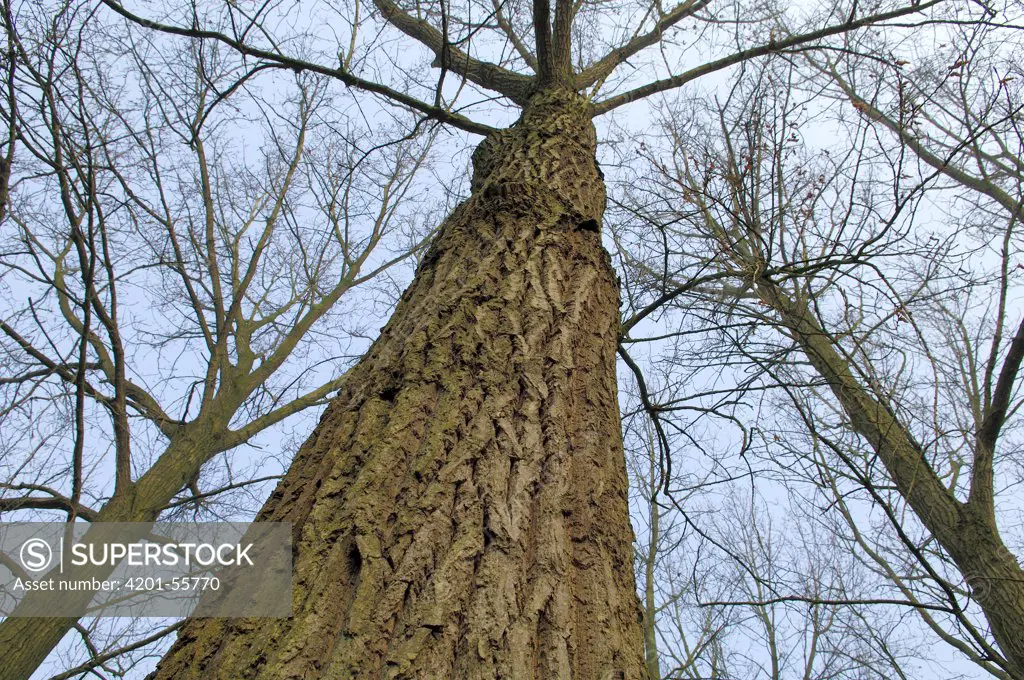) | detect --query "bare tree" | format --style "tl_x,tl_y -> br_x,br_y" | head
0,0 -> 1000,676
614,38 -> 1024,678
0,0 -> 439,673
